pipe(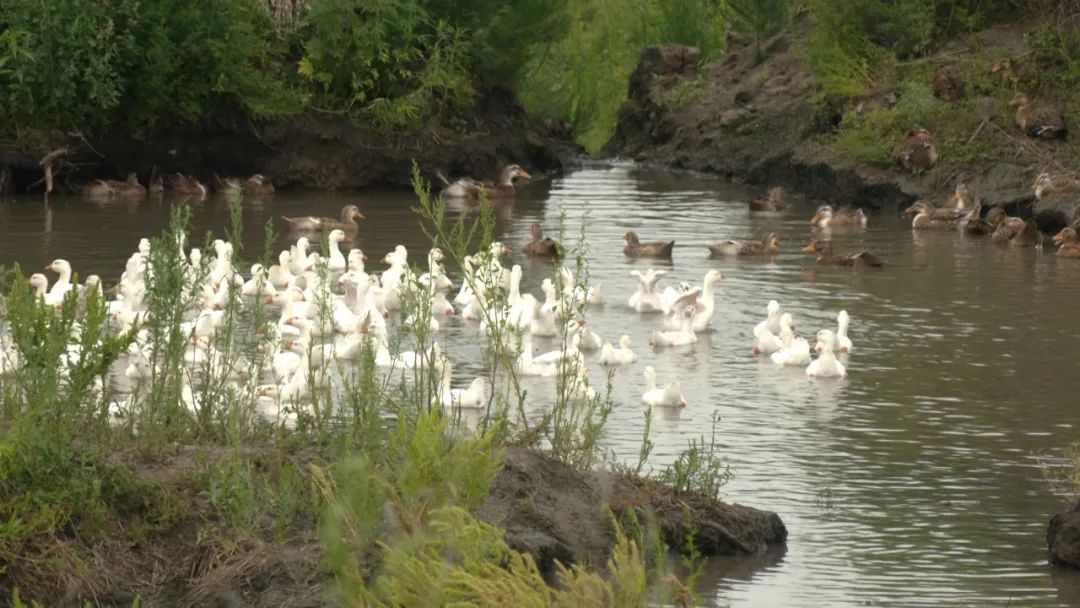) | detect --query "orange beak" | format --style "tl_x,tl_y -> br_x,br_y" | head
255,326 -> 267,335
353,211 -> 366,221
264,295 -> 275,305
45,263 -> 53,271
801,242 -> 817,253
518,170 -> 533,180
1053,232 -> 1065,244
362,253 -> 369,261
502,244 -> 511,254
904,206 -> 918,215
284,317 -> 297,326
